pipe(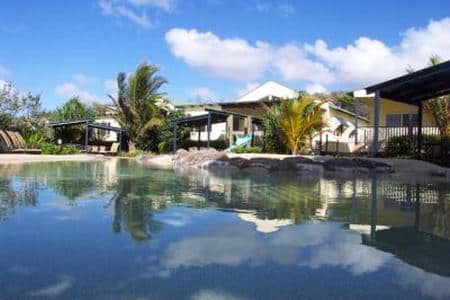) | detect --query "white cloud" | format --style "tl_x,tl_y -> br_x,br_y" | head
166,18 -> 450,90
237,82 -> 260,97
273,44 -> 333,83
28,275 -> 73,297
99,0 -> 152,28
188,87 -> 217,103
128,0 -> 175,12
191,289 -> 248,300
55,82 -> 100,103
72,73 -> 96,85
165,28 -> 272,81
306,83 -> 327,94
0,65 -> 11,79
305,17 -> 450,87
